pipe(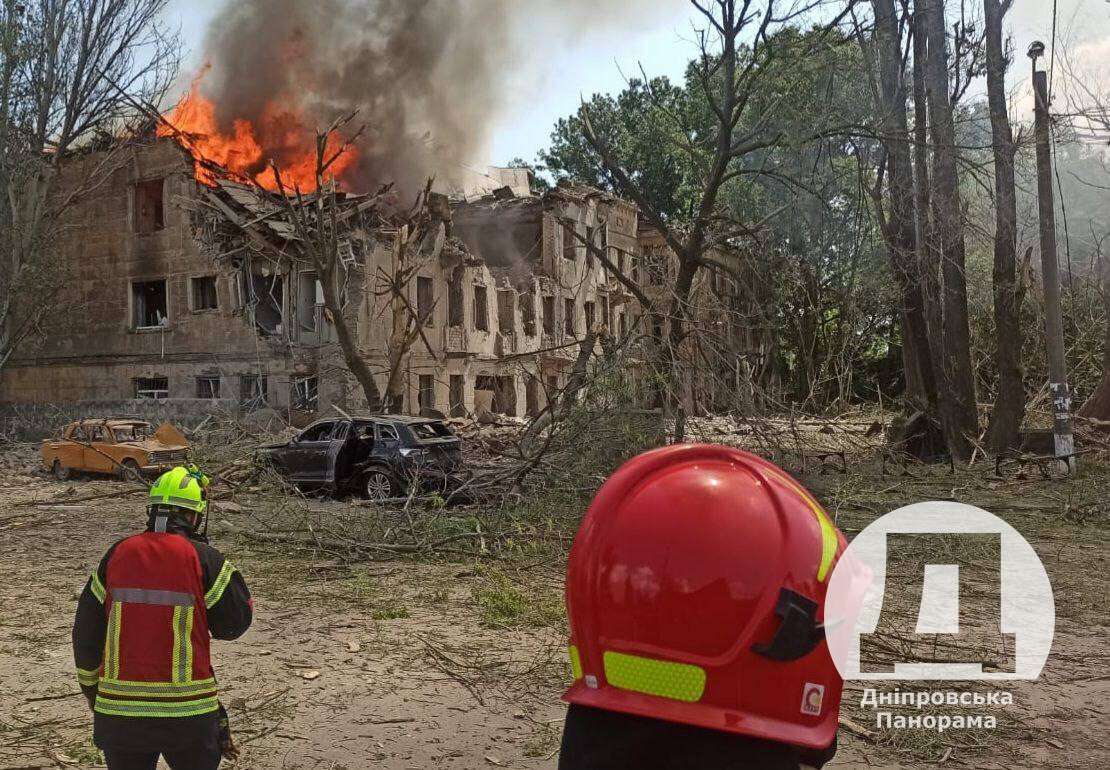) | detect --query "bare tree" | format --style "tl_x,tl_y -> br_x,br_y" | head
920,0 -> 978,461
0,0 -> 179,375
981,0 -> 1025,452
578,0 -> 857,440
1055,32 -> 1110,422
861,0 -> 938,412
